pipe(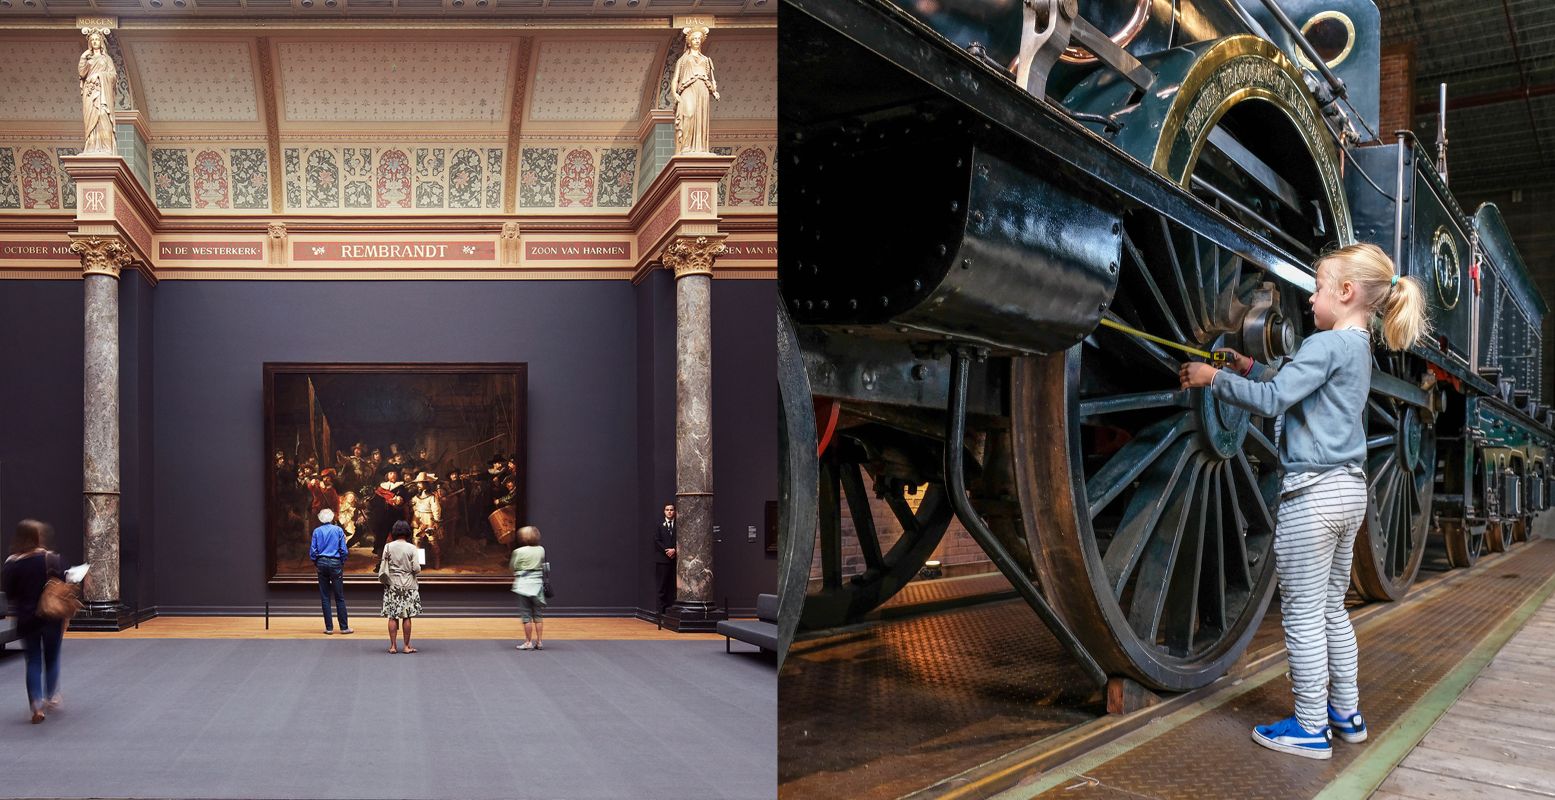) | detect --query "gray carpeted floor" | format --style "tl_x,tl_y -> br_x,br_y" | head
0,638 -> 775,800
